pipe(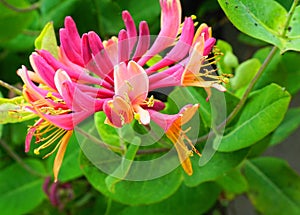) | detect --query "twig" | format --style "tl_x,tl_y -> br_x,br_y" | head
0,80 -> 22,96
74,126 -> 123,153
0,139 -> 46,177
0,0 -> 40,13
136,147 -> 170,155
